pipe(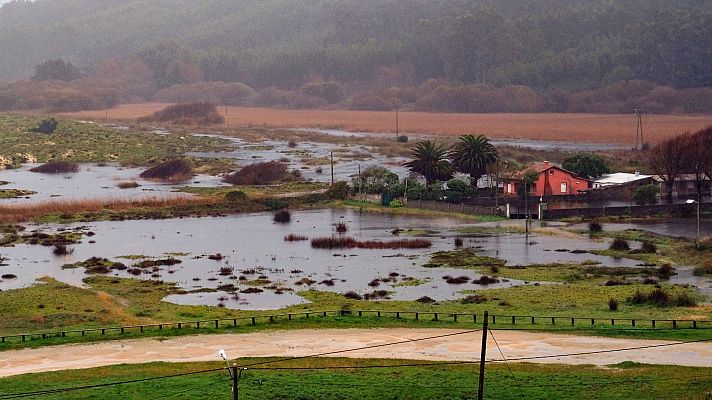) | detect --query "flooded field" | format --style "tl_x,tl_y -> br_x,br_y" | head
190,134 -> 410,182
0,163 -> 224,204
0,209 -> 672,310
568,219 -> 712,240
